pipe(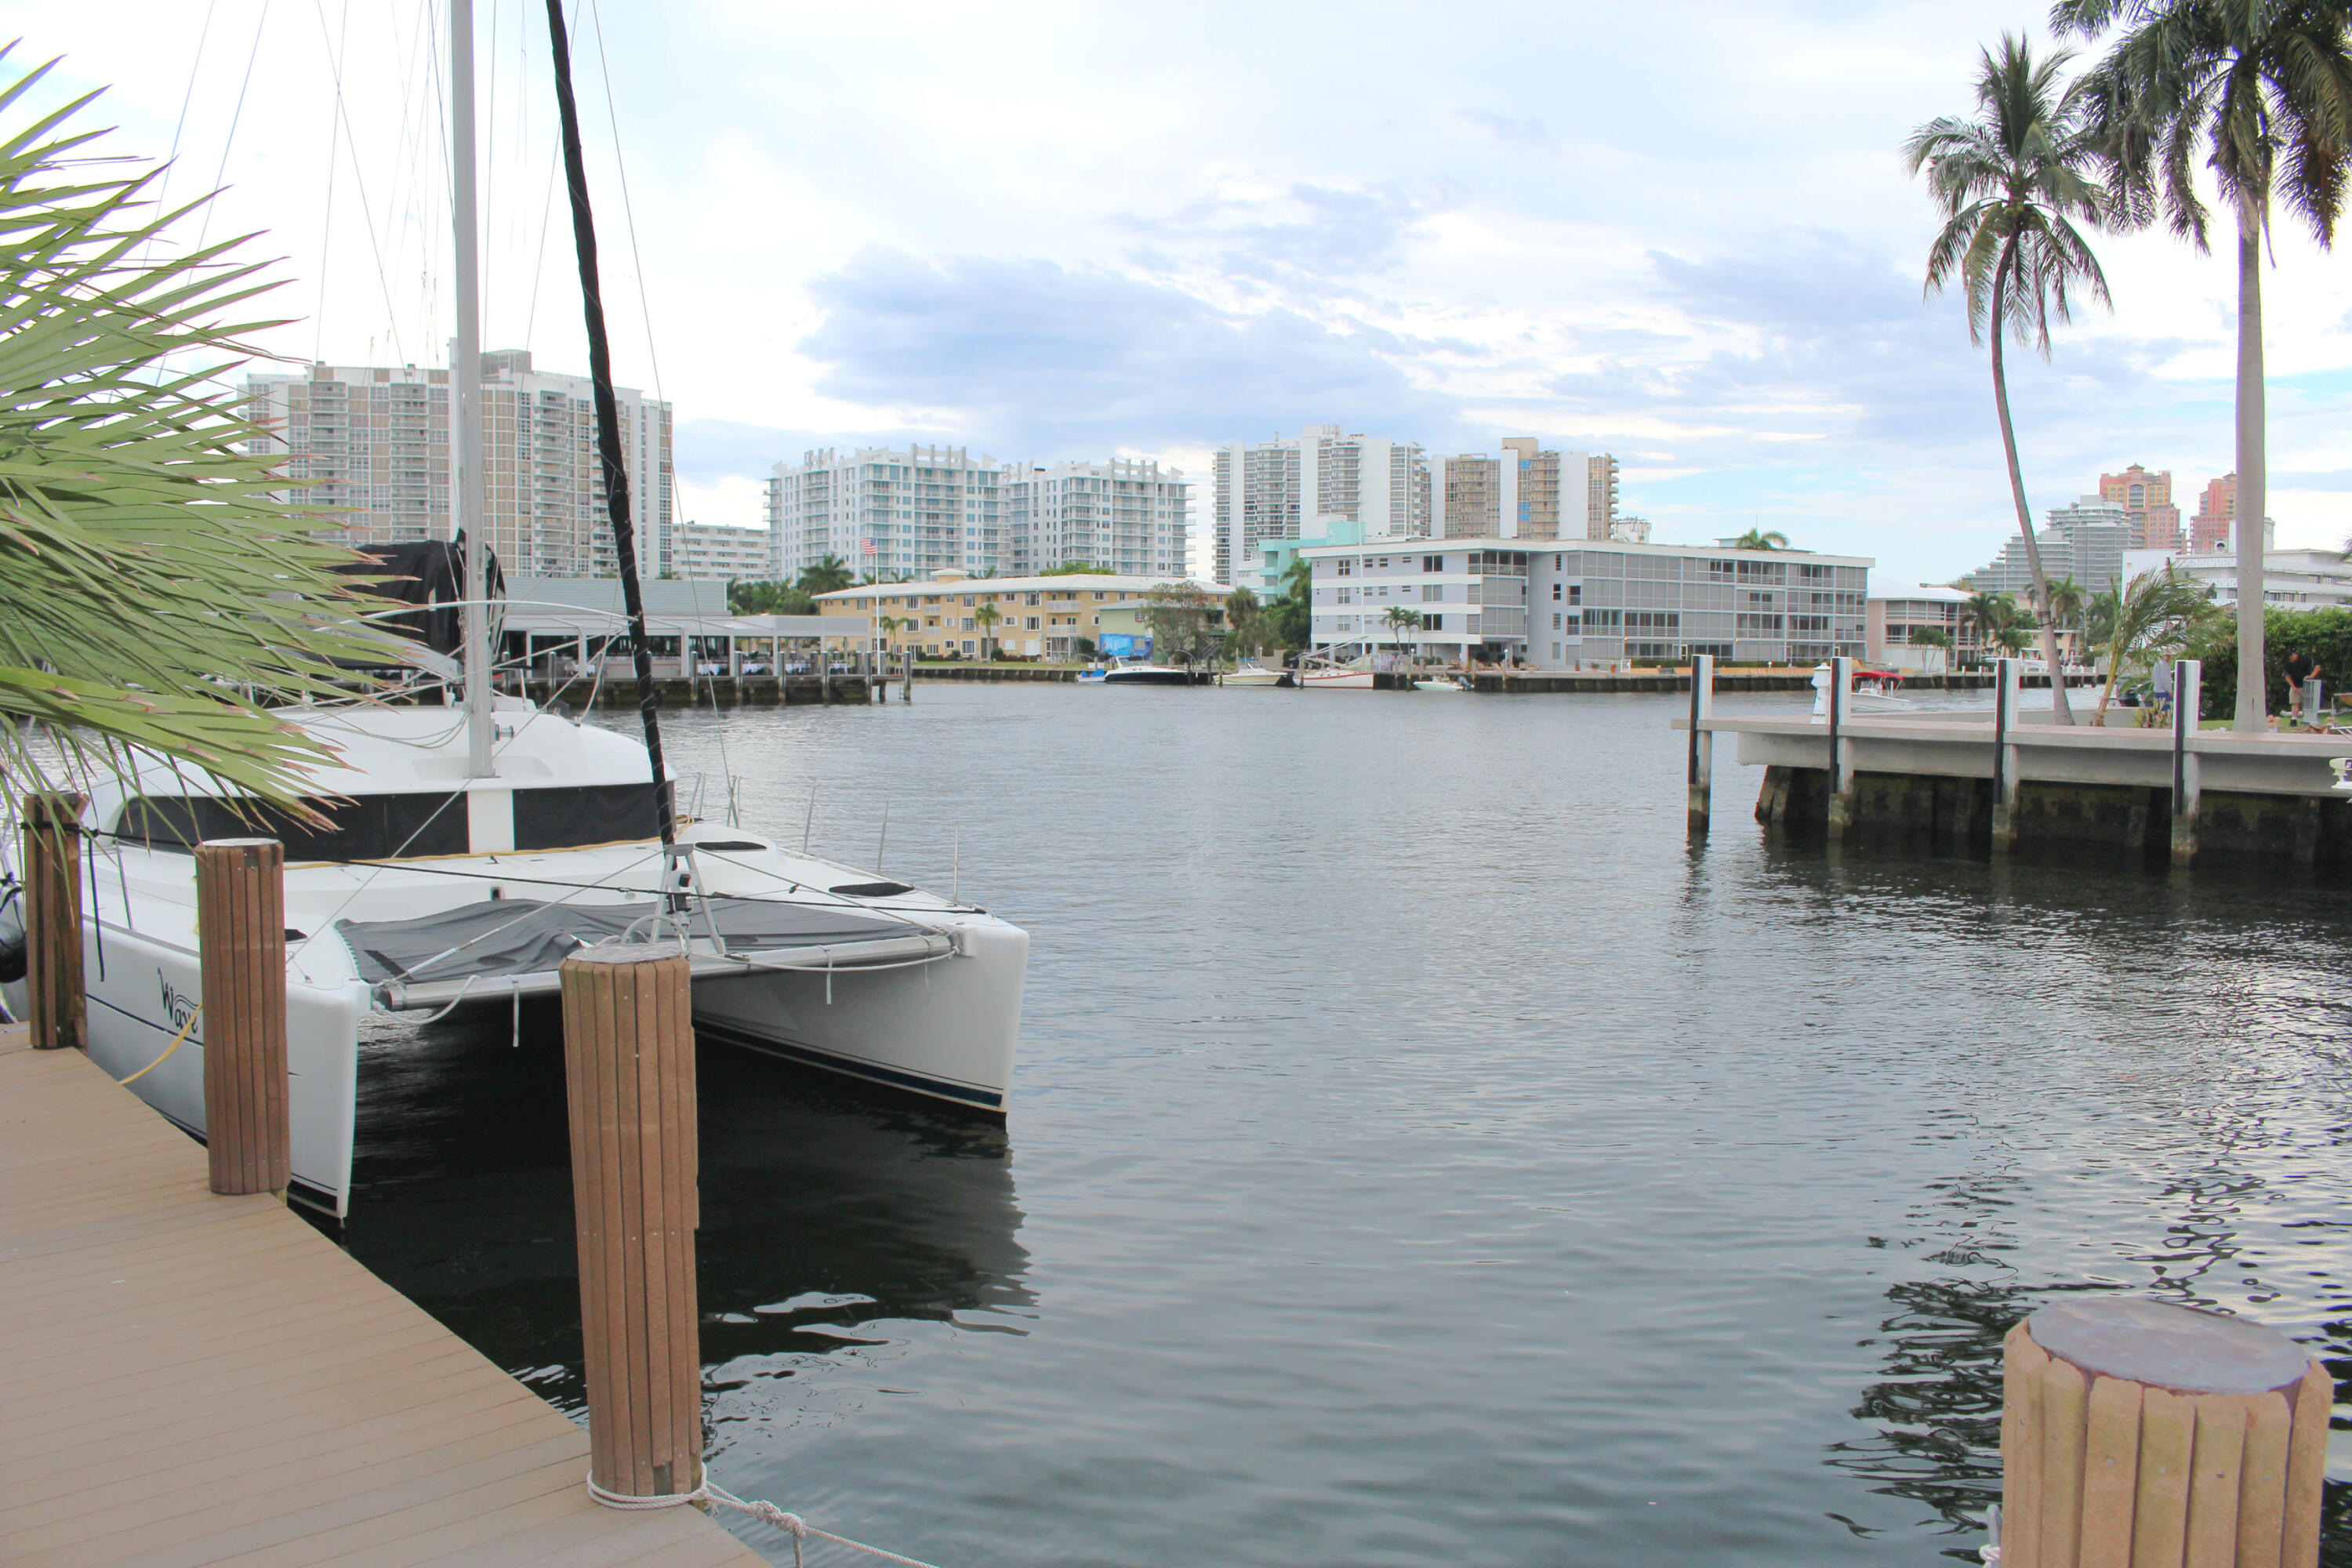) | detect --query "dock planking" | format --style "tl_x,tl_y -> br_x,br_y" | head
0,1022 -> 767,1567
